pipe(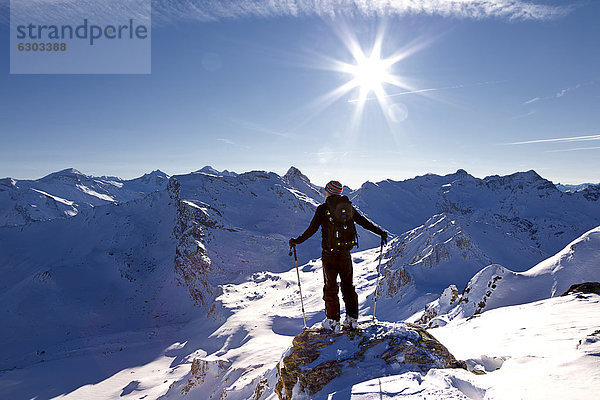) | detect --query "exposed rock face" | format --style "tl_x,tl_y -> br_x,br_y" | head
169,177 -> 215,307
561,282 -> 600,296
382,214 -> 492,296
181,358 -> 231,396
274,322 -> 465,400
373,214 -> 493,320
416,285 -> 461,328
